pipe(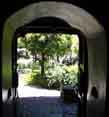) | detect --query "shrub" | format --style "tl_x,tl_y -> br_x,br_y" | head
46,64 -> 78,88
21,64 -> 79,89
31,62 -> 39,70
23,72 -> 49,88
